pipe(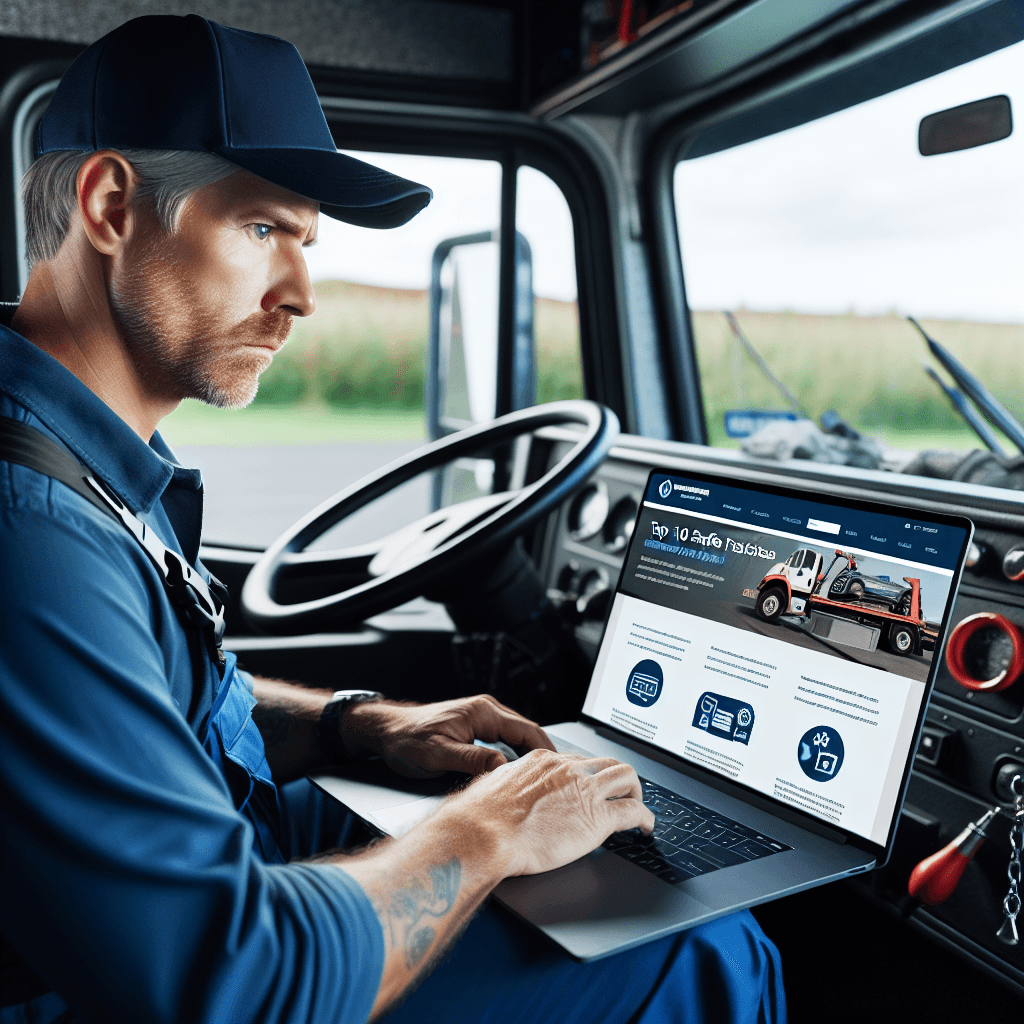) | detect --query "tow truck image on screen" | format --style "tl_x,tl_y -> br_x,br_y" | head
748,548 -> 940,657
